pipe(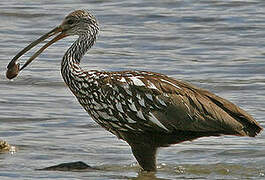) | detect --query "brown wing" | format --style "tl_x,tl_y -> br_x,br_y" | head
107,71 -> 262,137
144,74 -> 263,137
92,70 -> 263,137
